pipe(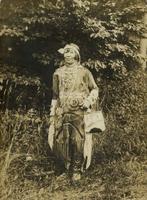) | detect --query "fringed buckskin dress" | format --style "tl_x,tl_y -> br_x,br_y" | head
52,64 -> 98,174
